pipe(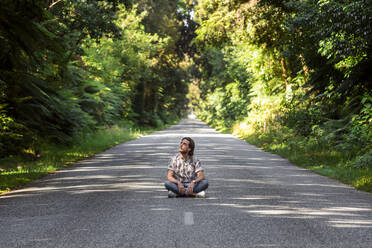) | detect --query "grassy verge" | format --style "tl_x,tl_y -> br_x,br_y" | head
0,121 -> 176,194
231,126 -> 372,193
204,119 -> 372,193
